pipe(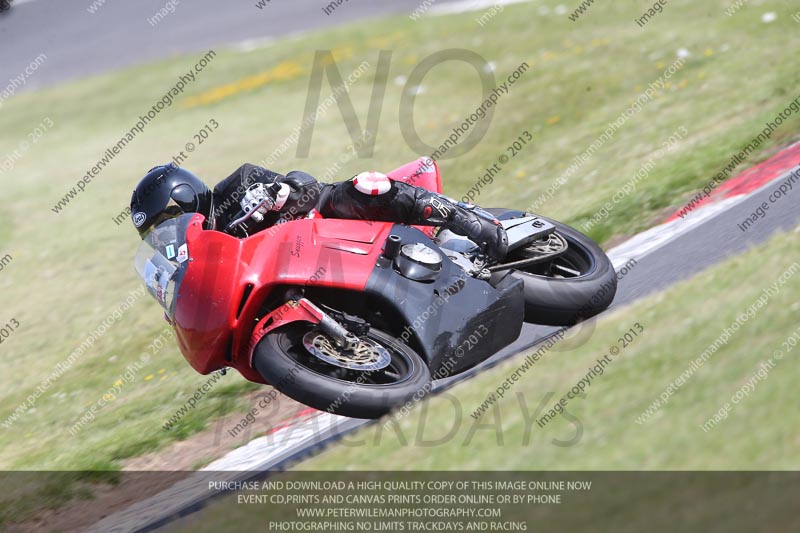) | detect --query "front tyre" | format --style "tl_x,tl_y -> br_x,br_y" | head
488,209 -> 618,326
253,325 -> 431,419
